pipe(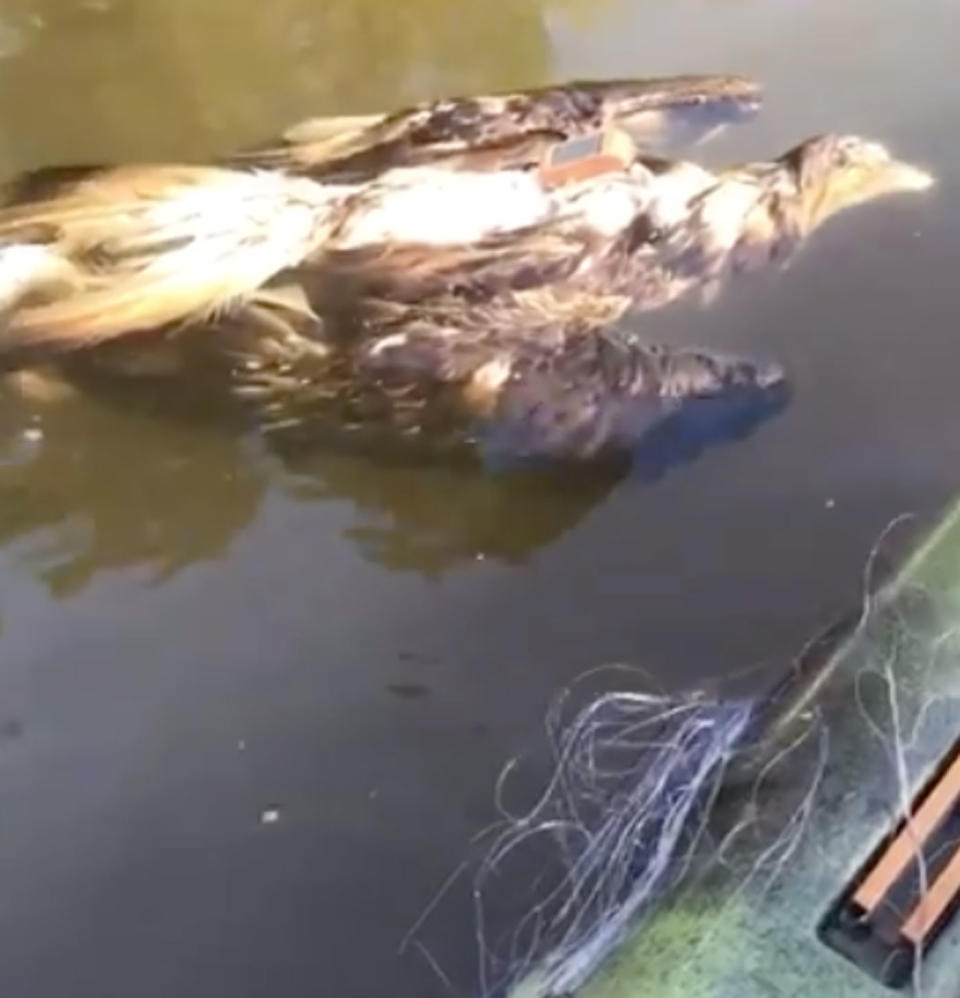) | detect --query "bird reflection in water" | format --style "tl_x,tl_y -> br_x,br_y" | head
0,382 -> 263,597
0,338 -> 786,593
0,73 -> 932,592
